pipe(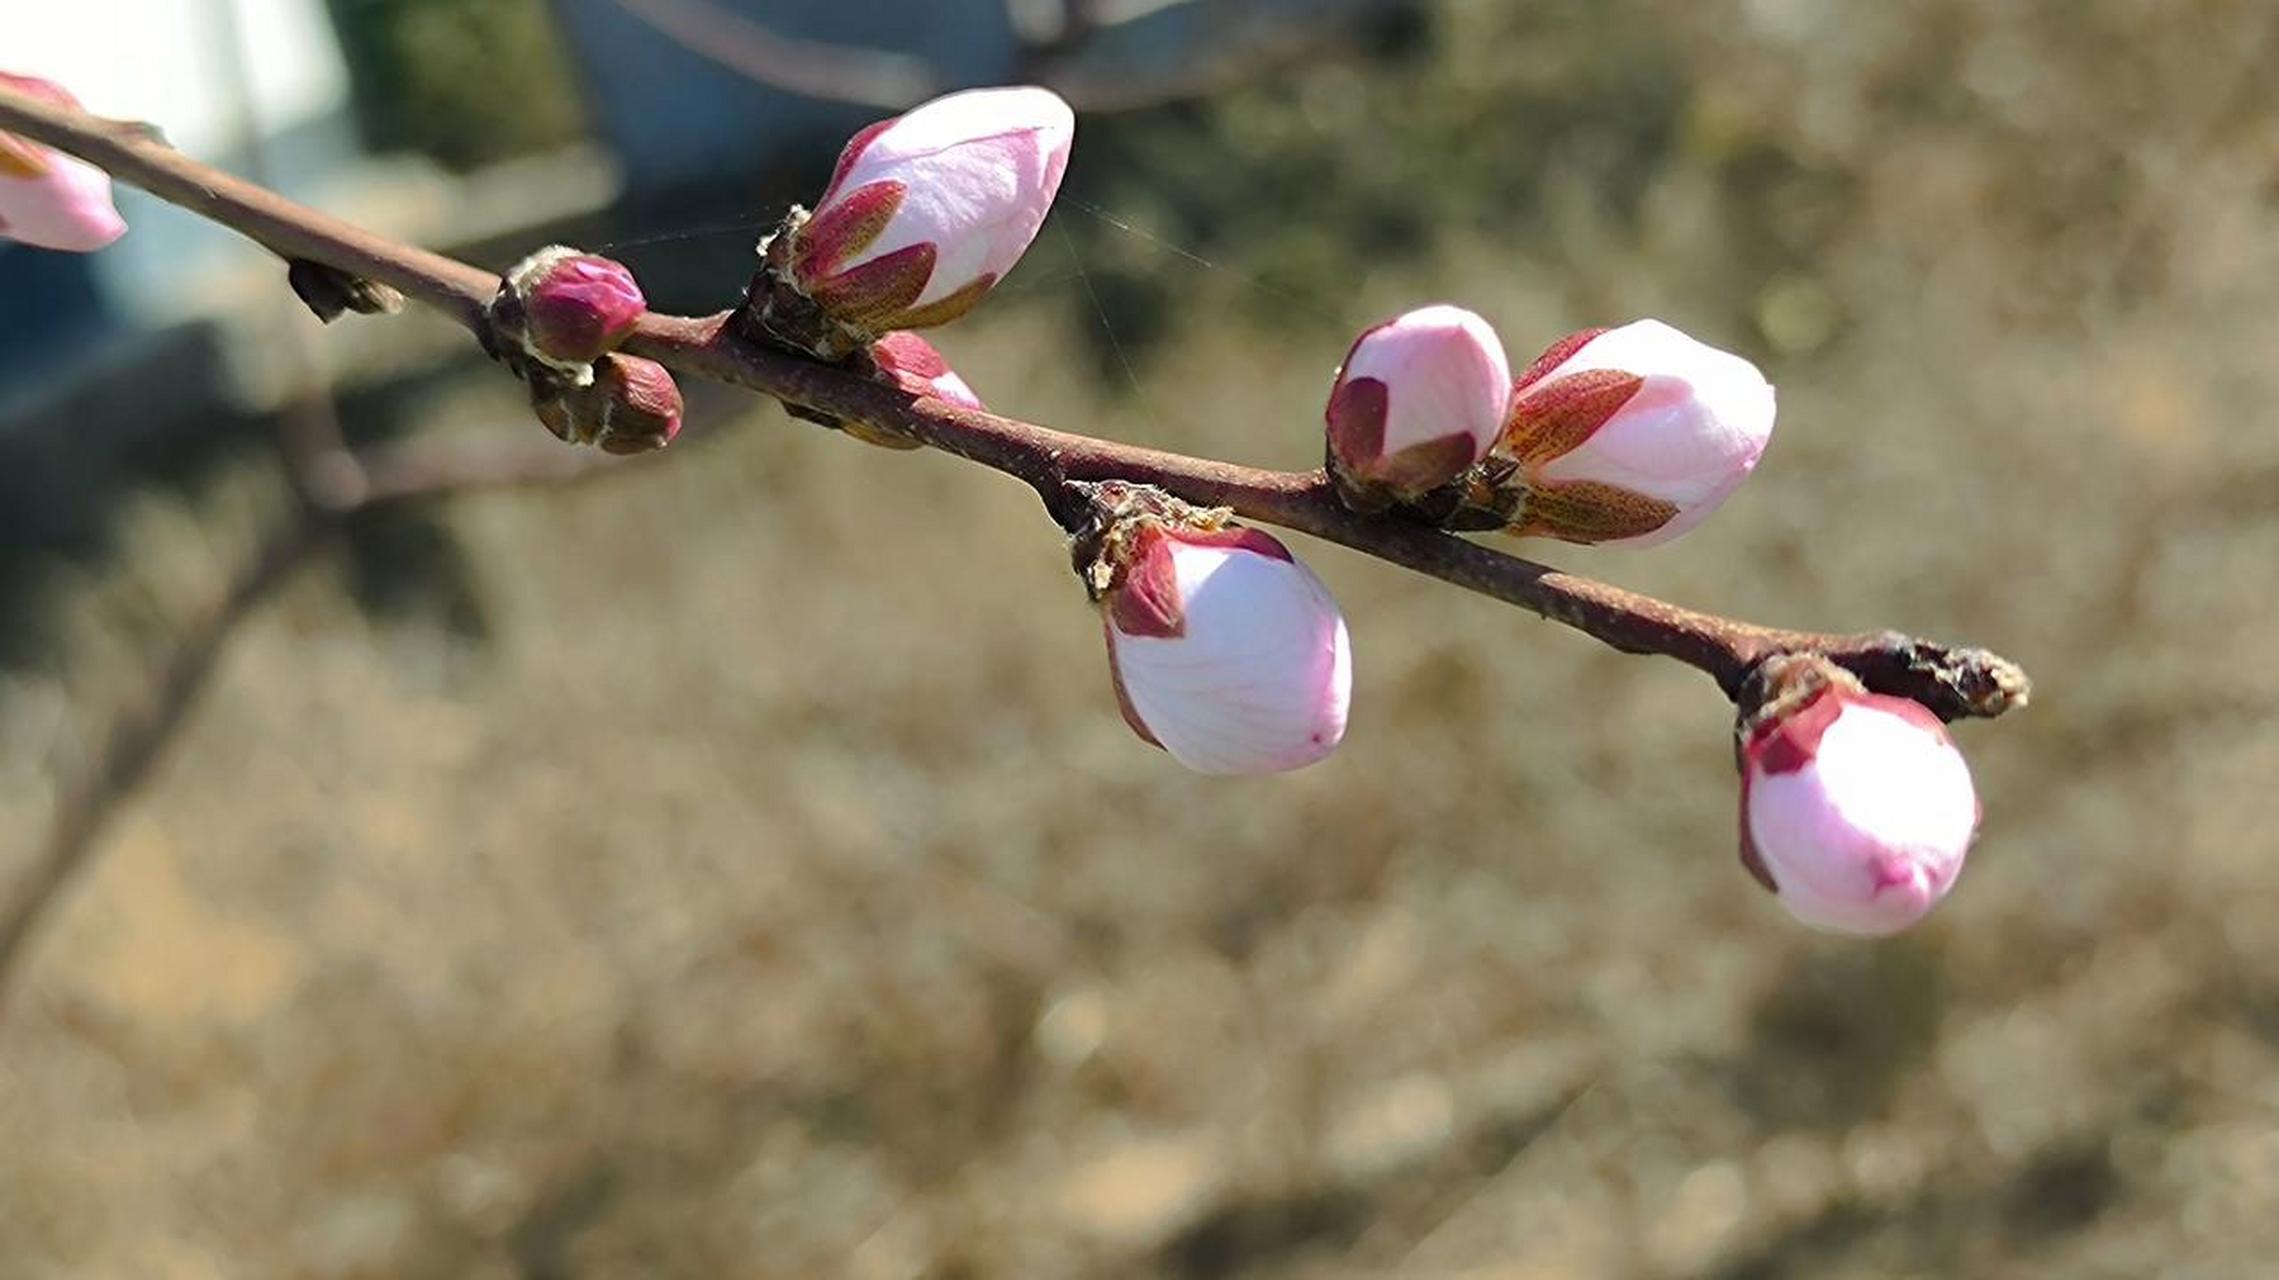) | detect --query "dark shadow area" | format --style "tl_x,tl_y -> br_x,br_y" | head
1727,940 -> 1949,1131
